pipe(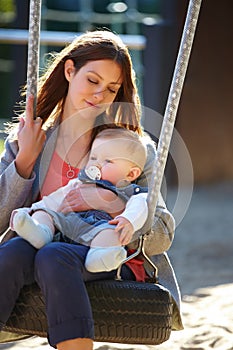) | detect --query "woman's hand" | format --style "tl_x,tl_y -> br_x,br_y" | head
15,95 -> 46,178
58,184 -> 125,215
109,216 -> 134,245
